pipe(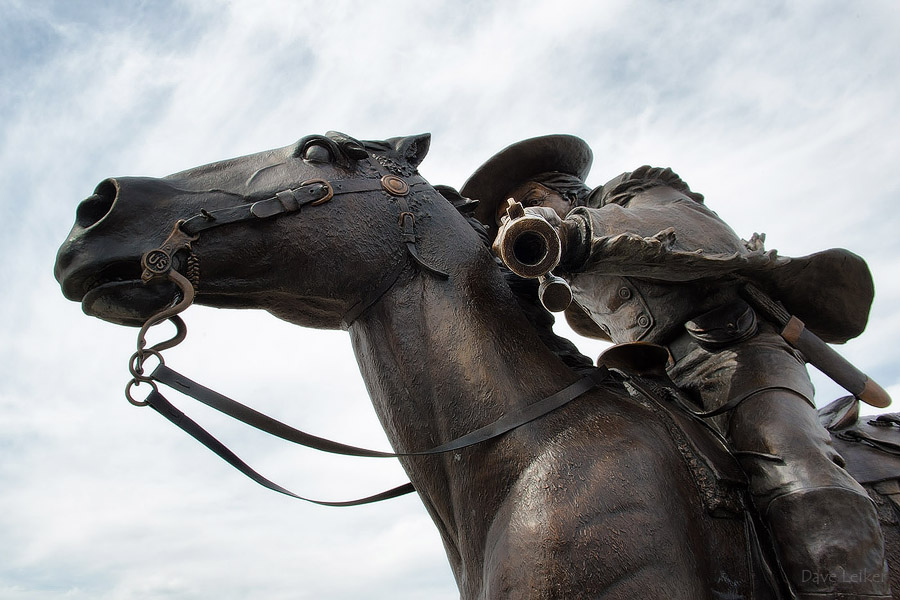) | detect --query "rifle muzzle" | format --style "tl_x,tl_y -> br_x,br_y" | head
493,200 -> 562,278
493,200 -> 573,312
